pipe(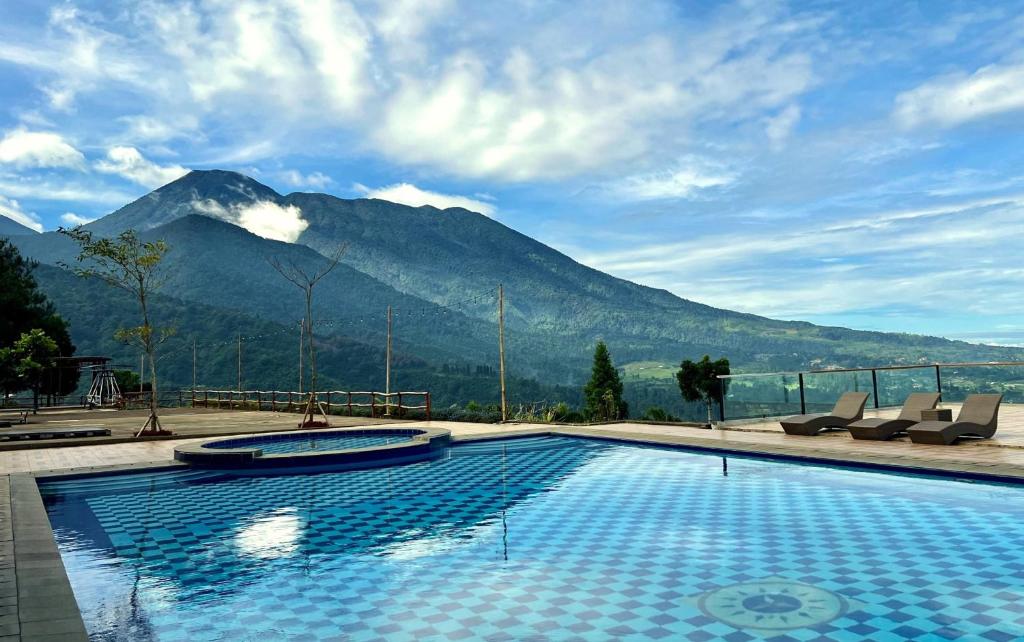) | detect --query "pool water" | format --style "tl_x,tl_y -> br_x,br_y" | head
205,432 -> 414,455
42,437 -> 1024,641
